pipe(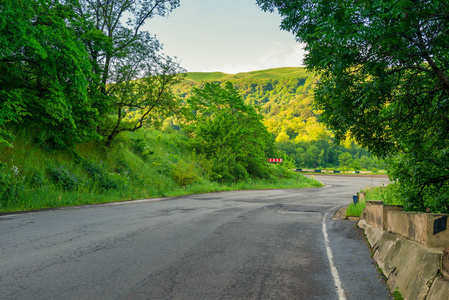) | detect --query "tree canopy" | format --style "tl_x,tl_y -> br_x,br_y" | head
182,82 -> 274,182
257,0 -> 449,212
172,72 -> 330,144
172,71 -> 383,171
0,0 -> 98,148
0,0 -> 183,148
75,0 -> 184,145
